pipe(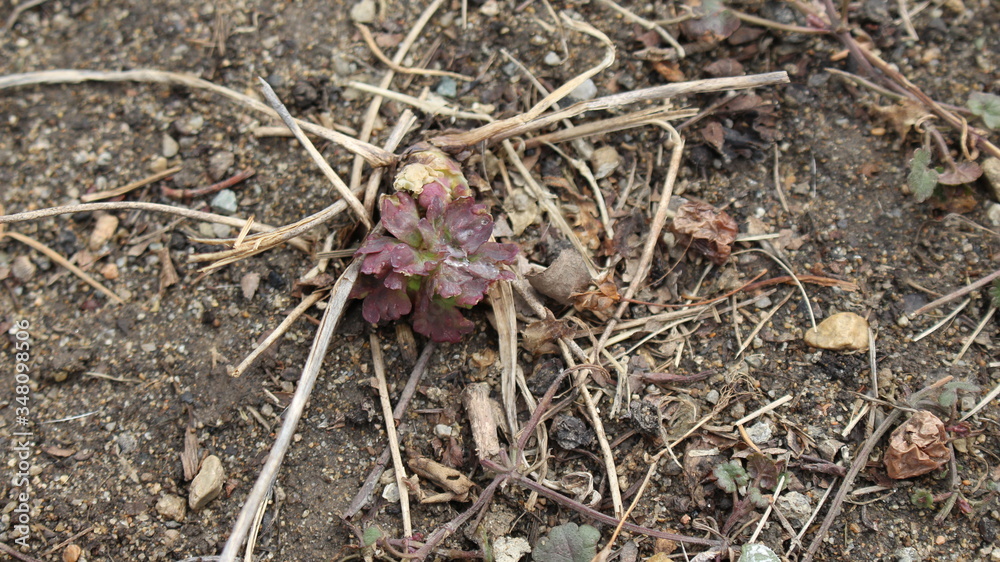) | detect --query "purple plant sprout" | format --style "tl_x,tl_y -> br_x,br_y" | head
350,147 -> 518,343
